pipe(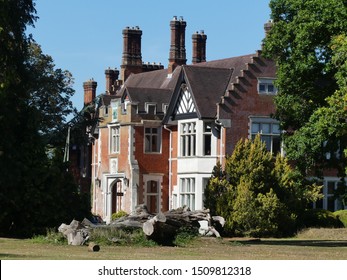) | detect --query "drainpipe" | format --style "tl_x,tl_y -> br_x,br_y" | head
215,120 -> 224,165
164,125 -> 173,210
